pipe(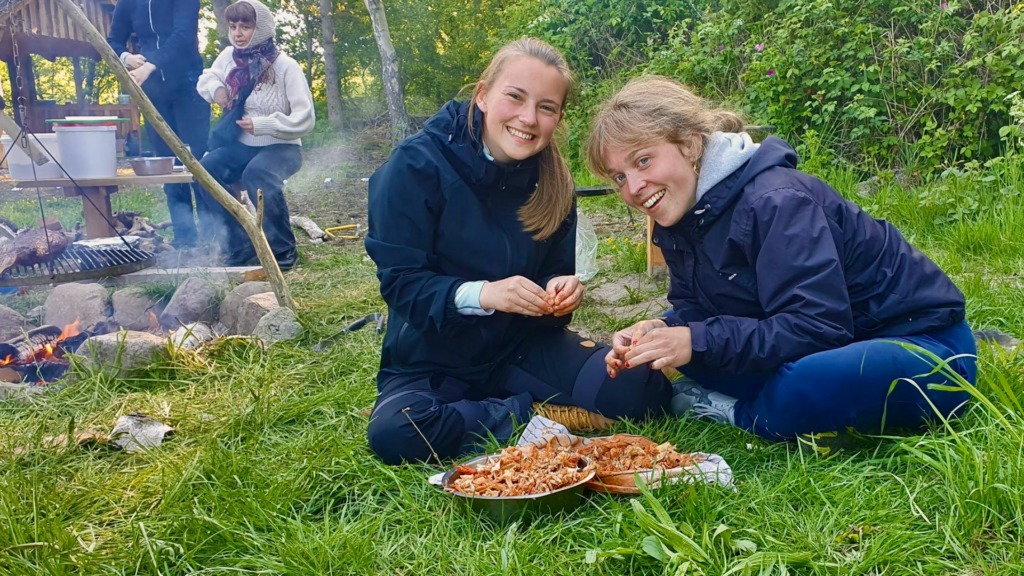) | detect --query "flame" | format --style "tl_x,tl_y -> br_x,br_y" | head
148,311 -> 159,332
29,319 -> 82,363
0,354 -> 11,366
59,319 -> 81,341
